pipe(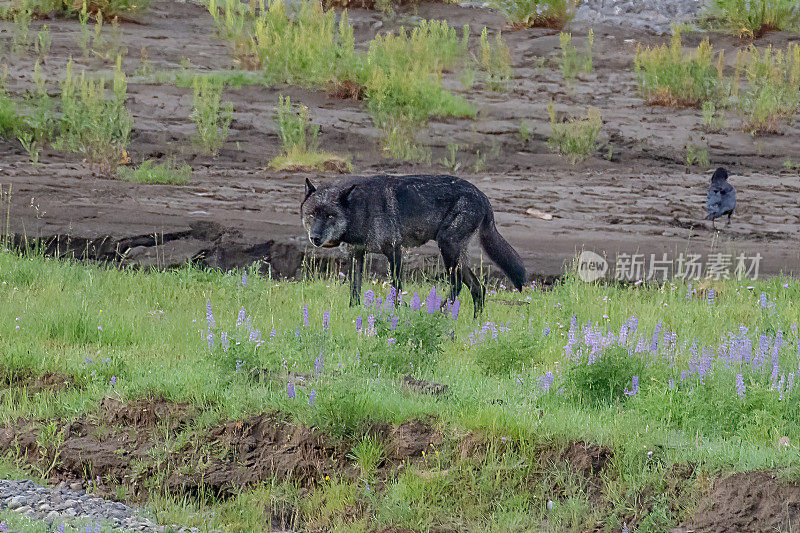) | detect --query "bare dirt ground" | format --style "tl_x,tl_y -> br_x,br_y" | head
1,1 -> 799,282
